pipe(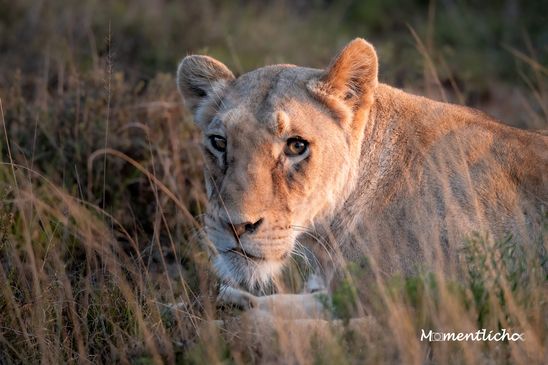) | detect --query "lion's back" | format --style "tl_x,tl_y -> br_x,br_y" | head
340,87 -> 547,274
